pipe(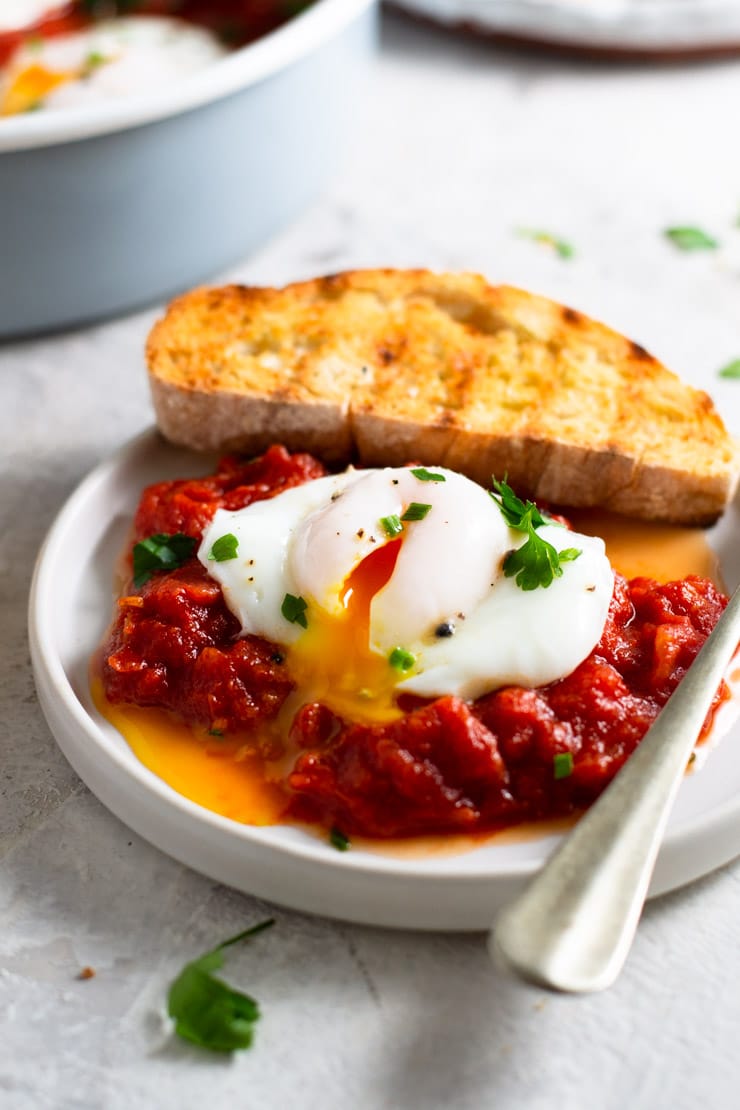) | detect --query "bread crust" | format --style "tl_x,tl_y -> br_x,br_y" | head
147,270 -> 740,525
